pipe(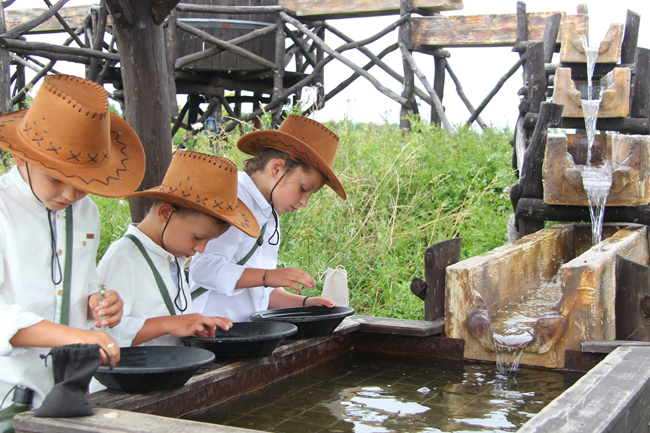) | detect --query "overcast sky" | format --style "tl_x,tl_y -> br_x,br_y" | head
8,0 -> 650,129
